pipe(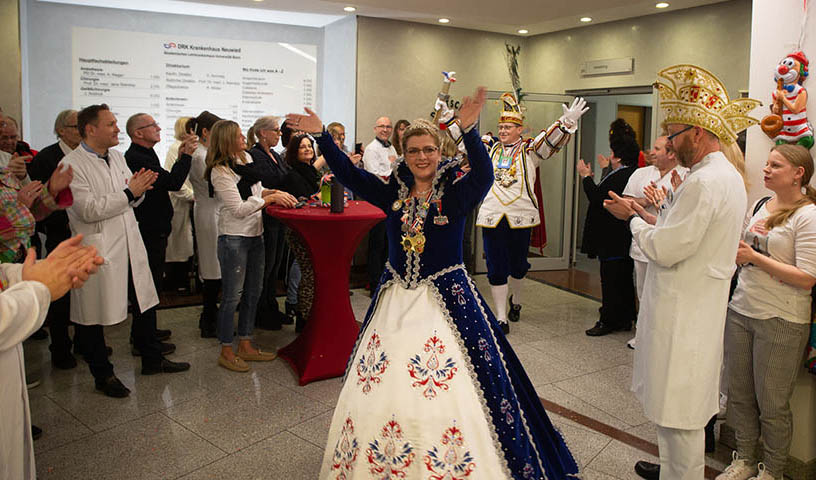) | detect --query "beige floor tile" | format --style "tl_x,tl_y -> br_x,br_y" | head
287,410 -> 334,450
554,365 -> 648,427
586,439 -> 659,480
30,395 -> 94,454
551,419 -> 613,468
177,431 -> 323,480
512,343 -> 588,386
527,331 -> 633,376
537,385 -> 632,432
35,412 -> 225,479
46,367 -> 210,432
